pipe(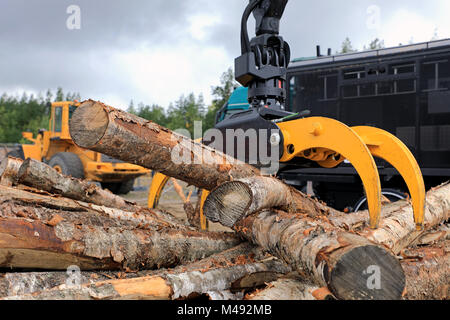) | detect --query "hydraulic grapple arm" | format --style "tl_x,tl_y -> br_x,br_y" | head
235,0 -> 290,111
232,0 -> 425,229
148,0 -> 426,231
